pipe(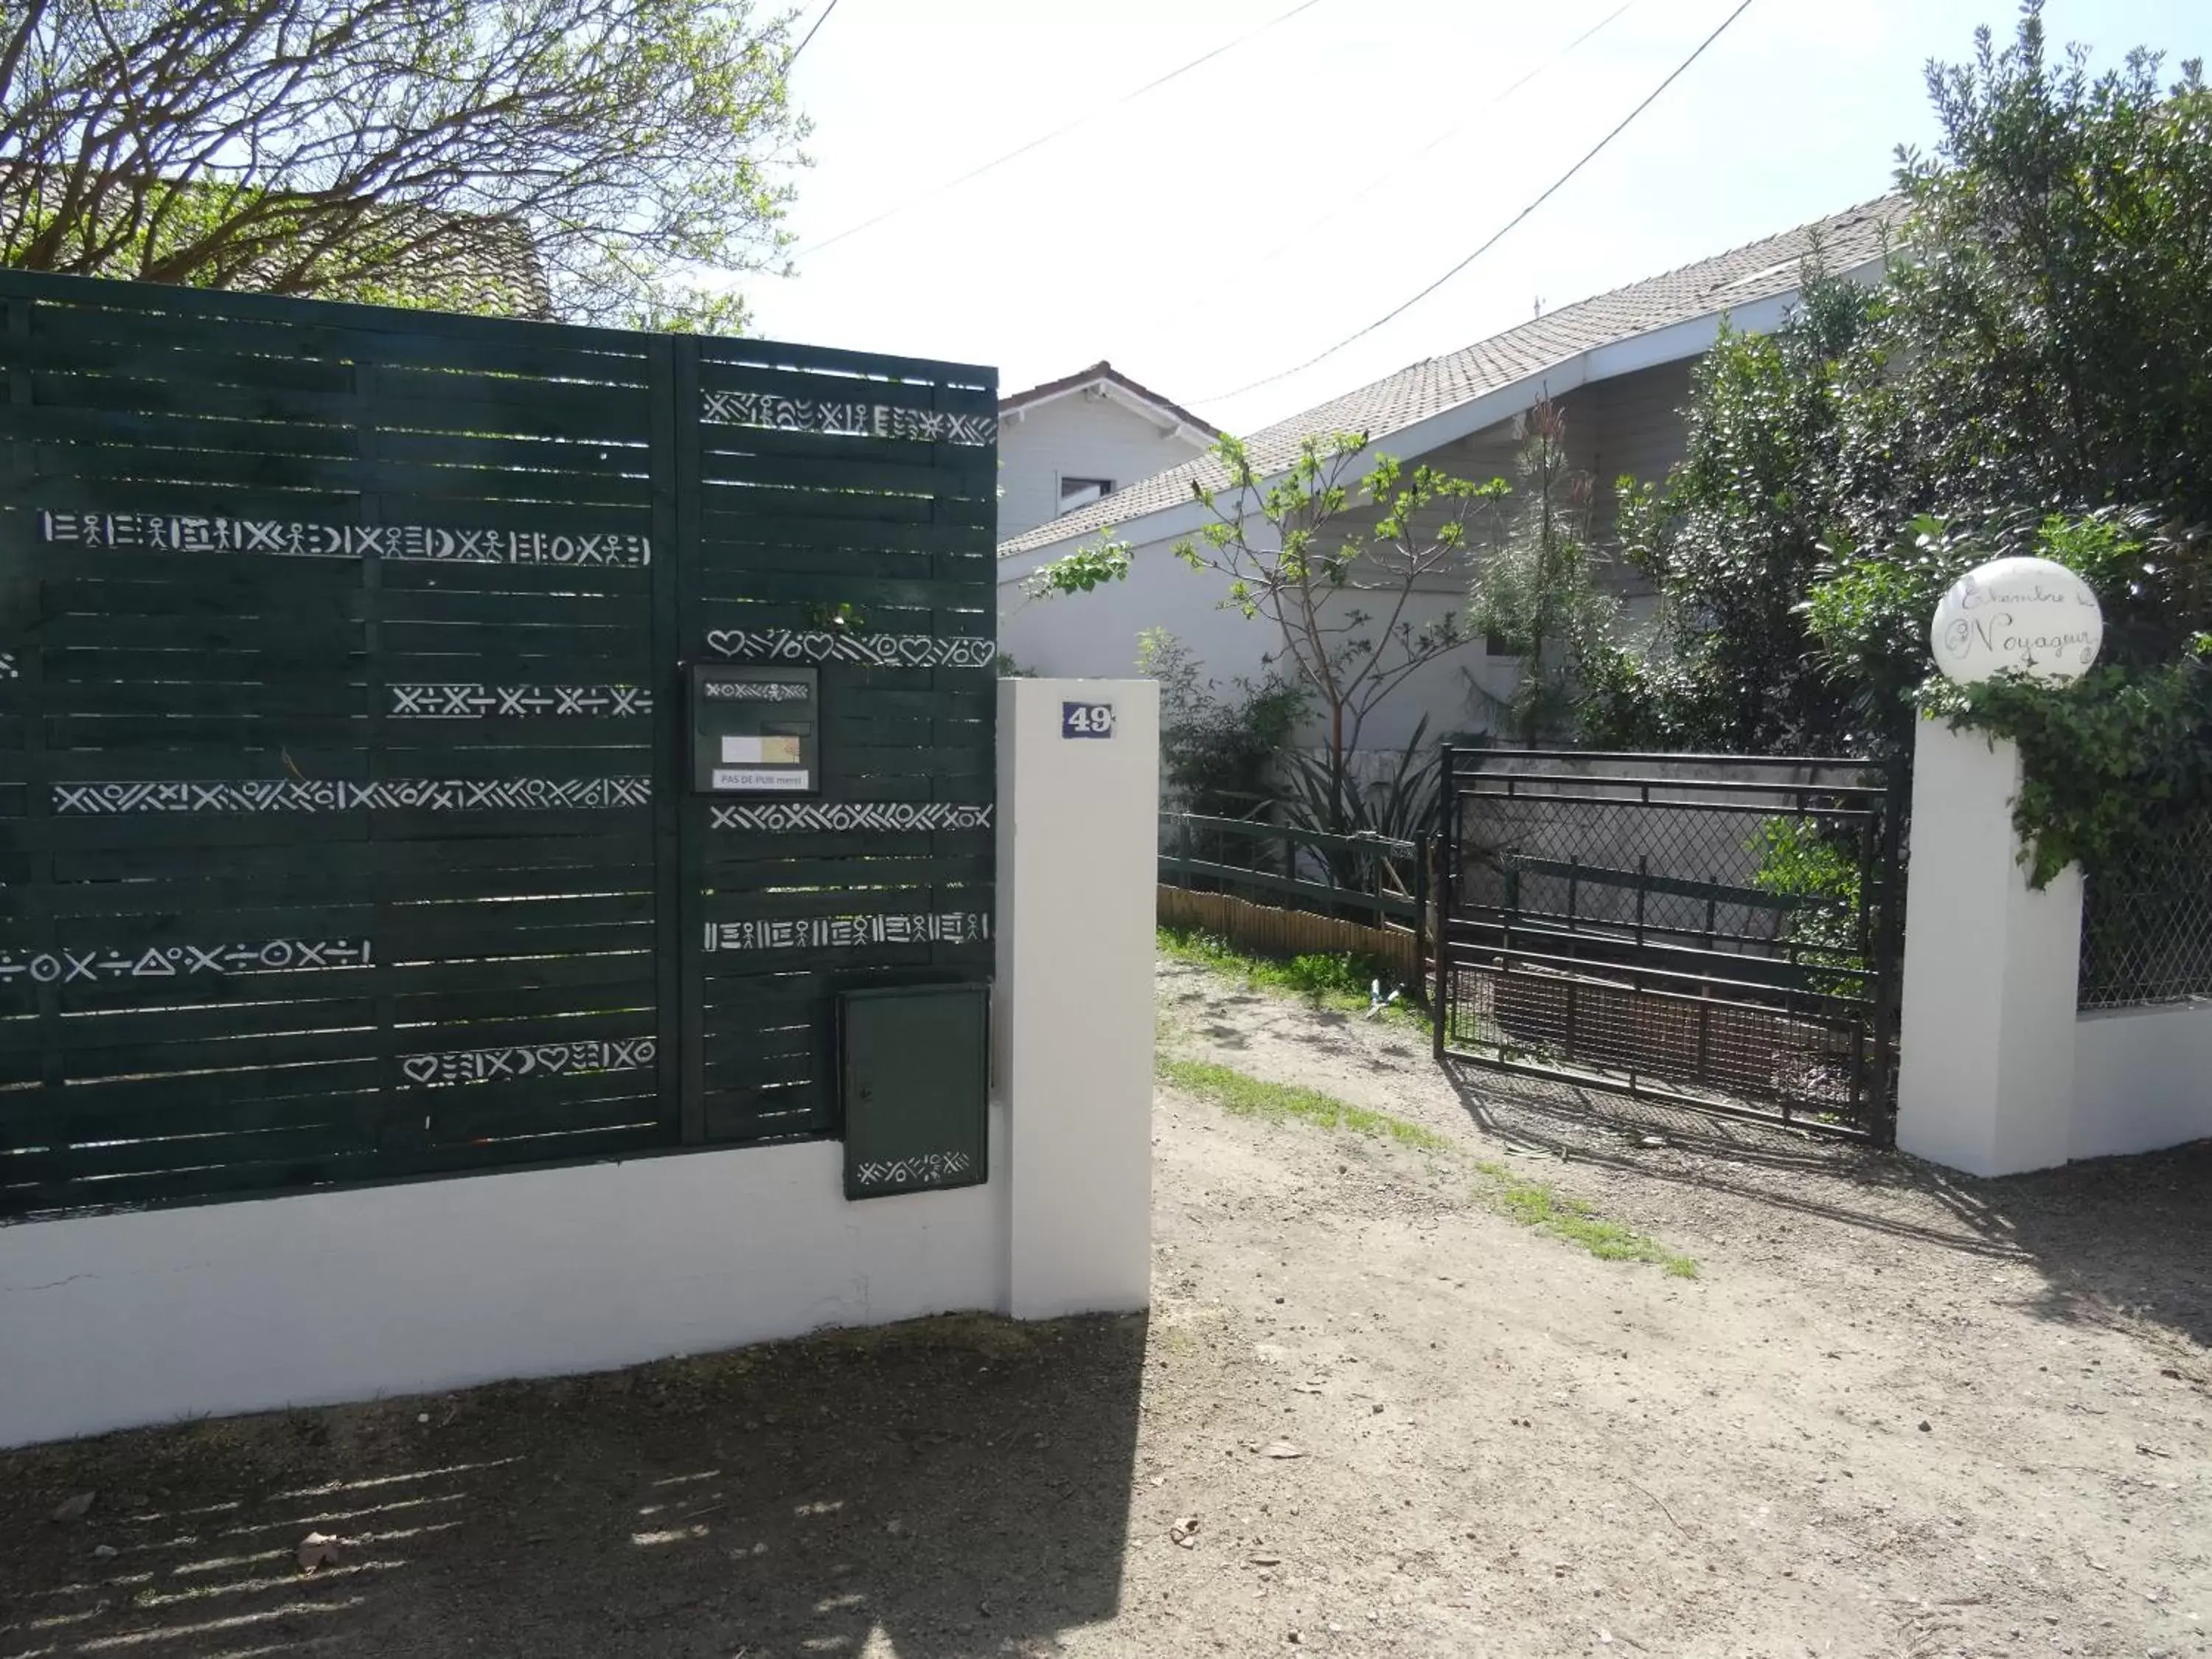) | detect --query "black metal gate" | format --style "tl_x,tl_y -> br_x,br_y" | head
1434,748 -> 1904,1141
